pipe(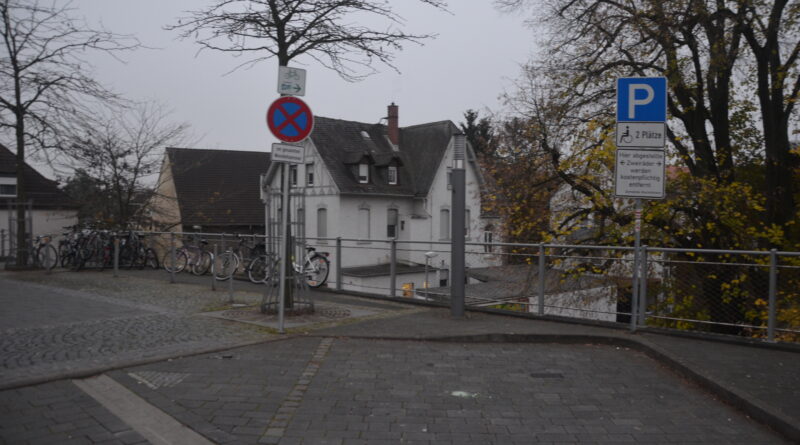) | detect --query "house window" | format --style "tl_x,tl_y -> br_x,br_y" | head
290,165 -> 298,186
447,167 -> 452,189
484,230 -> 493,253
359,208 -> 371,239
388,166 -> 398,185
306,163 -> 314,186
440,208 -> 450,240
0,177 -> 16,197
358,163 -> 369,183
387,208 -> 398,238
317,208 -> 327,238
